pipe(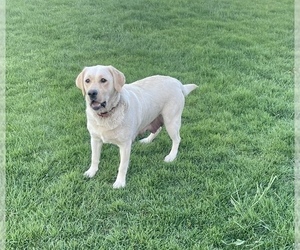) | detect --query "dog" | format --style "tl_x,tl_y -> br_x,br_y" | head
76,65 -> 197,188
